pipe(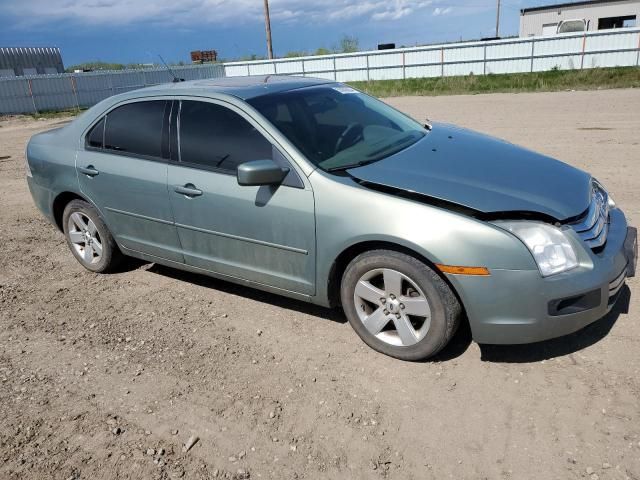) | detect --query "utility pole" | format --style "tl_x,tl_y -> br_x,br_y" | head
263,0 -> 274,59
495,0 -> 501,37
